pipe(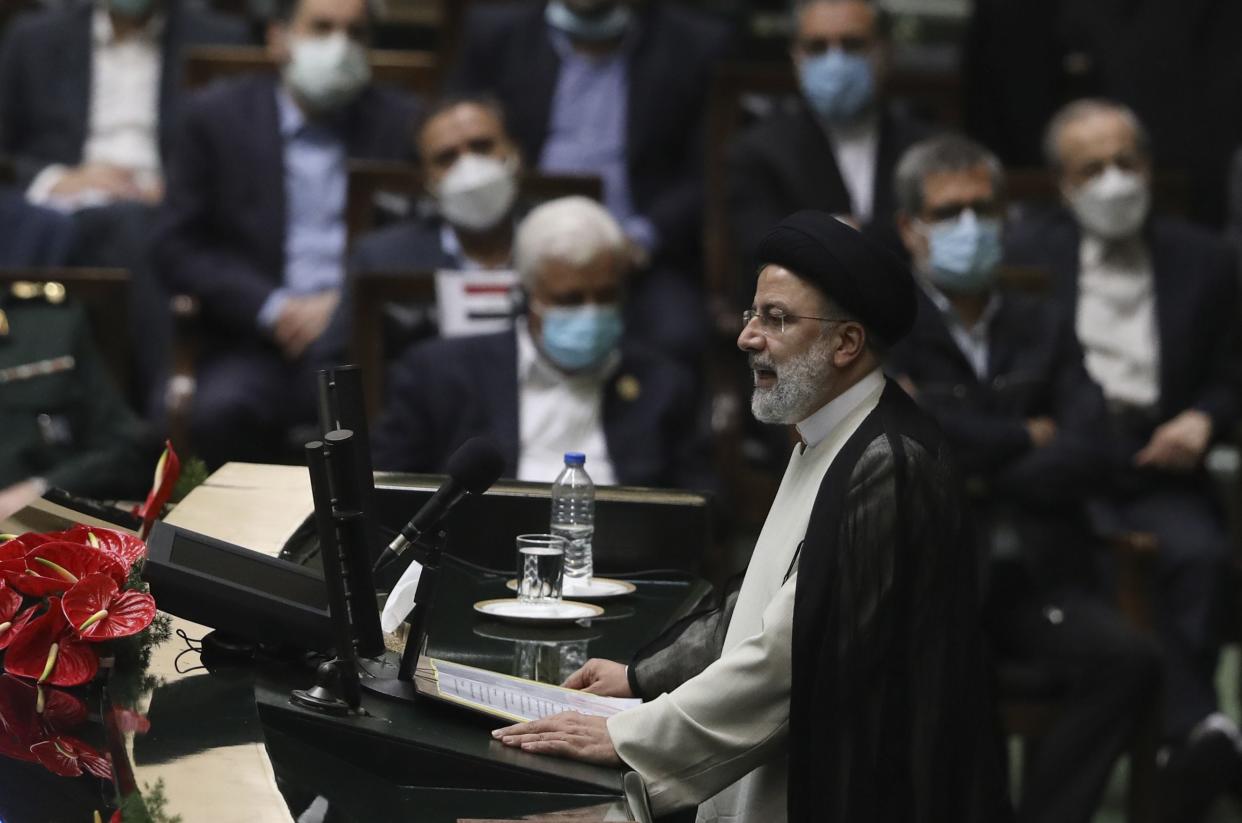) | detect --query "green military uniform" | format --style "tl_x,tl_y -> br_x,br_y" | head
0,283 -> 153,498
